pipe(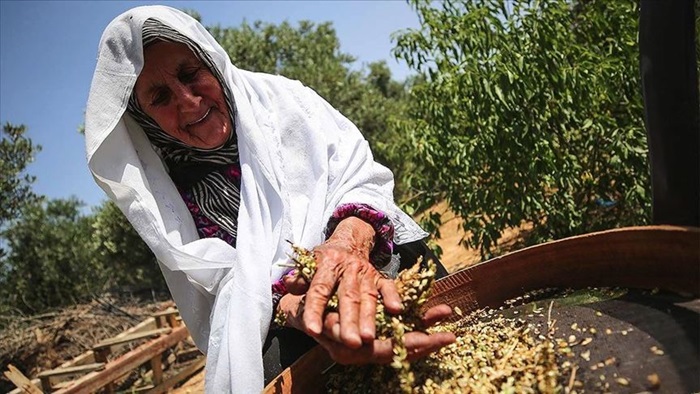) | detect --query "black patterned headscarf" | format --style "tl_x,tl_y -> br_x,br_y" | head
127,19 -> 241,240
